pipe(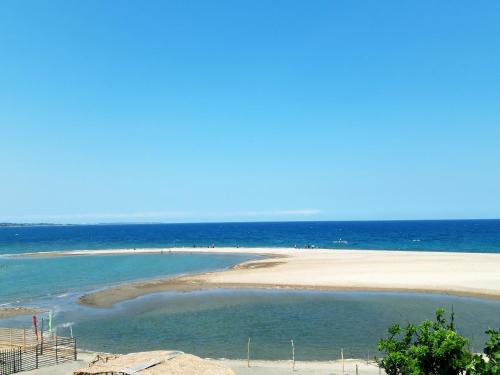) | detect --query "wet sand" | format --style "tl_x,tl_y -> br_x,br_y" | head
65,247 -> 500,307
0,307 -> 43,319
